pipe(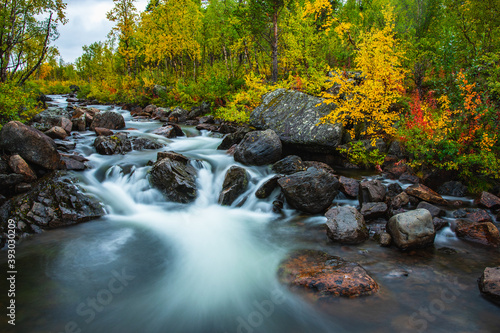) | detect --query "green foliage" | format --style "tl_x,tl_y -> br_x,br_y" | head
0,82 -> 38,129
338,141 -> 387,169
